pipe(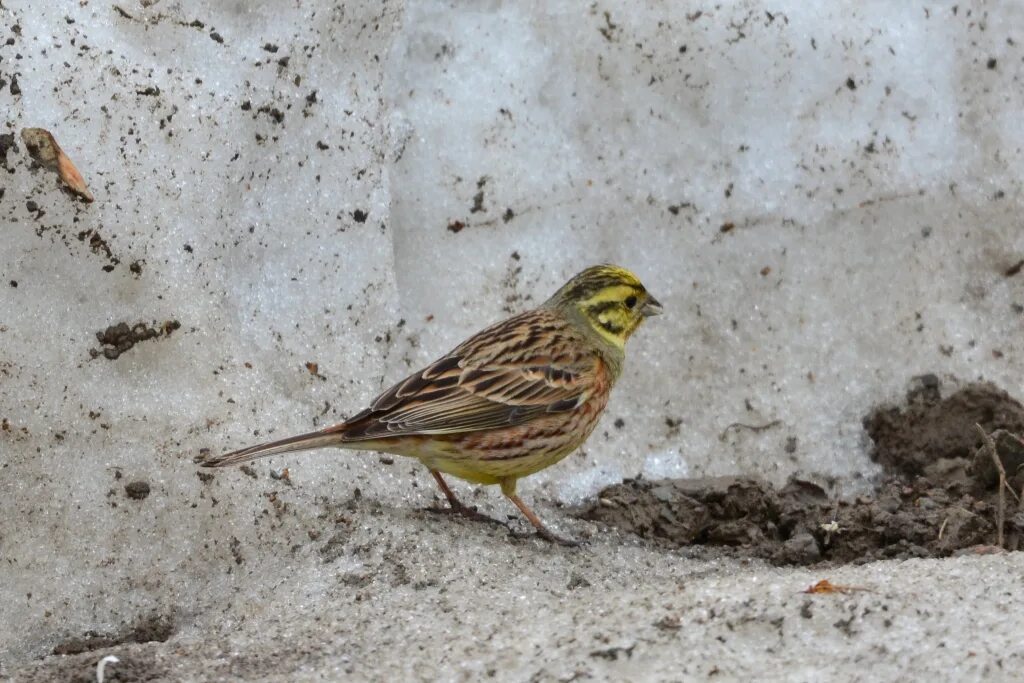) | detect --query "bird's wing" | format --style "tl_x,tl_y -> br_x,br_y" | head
337,310 -> 599,440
